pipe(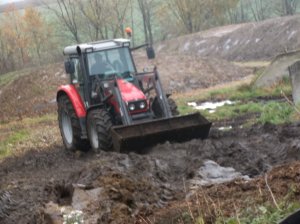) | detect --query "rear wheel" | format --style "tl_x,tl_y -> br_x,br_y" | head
152,97 -> 179,118
57,95 -> 88,151
87,109 -> 113,152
